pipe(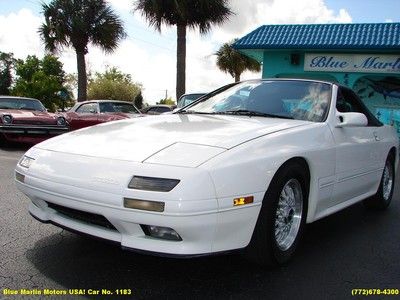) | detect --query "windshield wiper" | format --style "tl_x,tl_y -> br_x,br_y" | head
177,110 -> 216,115
216,110 -> 293,119
178,109 -> 293,119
